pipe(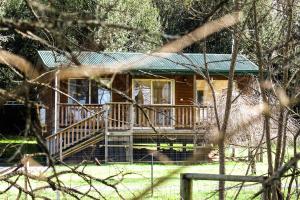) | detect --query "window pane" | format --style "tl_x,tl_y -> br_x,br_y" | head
196,80 -> 232,104
152,81 -> 171,104
133,80 -> 151,105
68,79 -> 89,104
91,80 -> 111,104
197,90 -> 204,104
